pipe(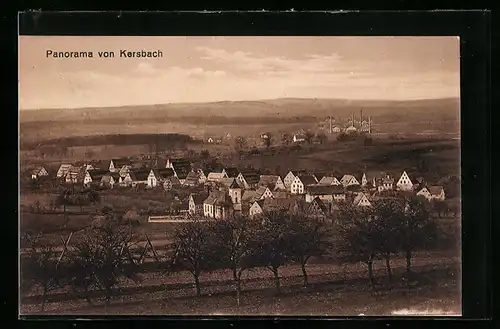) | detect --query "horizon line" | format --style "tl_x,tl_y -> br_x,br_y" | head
19,96 -> 460,111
